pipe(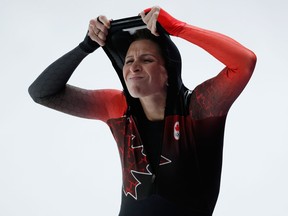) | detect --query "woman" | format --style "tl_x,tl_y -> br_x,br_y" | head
28,6 -> 256,216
